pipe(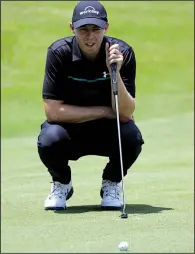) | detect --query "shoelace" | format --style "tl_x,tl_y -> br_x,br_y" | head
102,180 -> 121,200
49,182 -> 68,199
